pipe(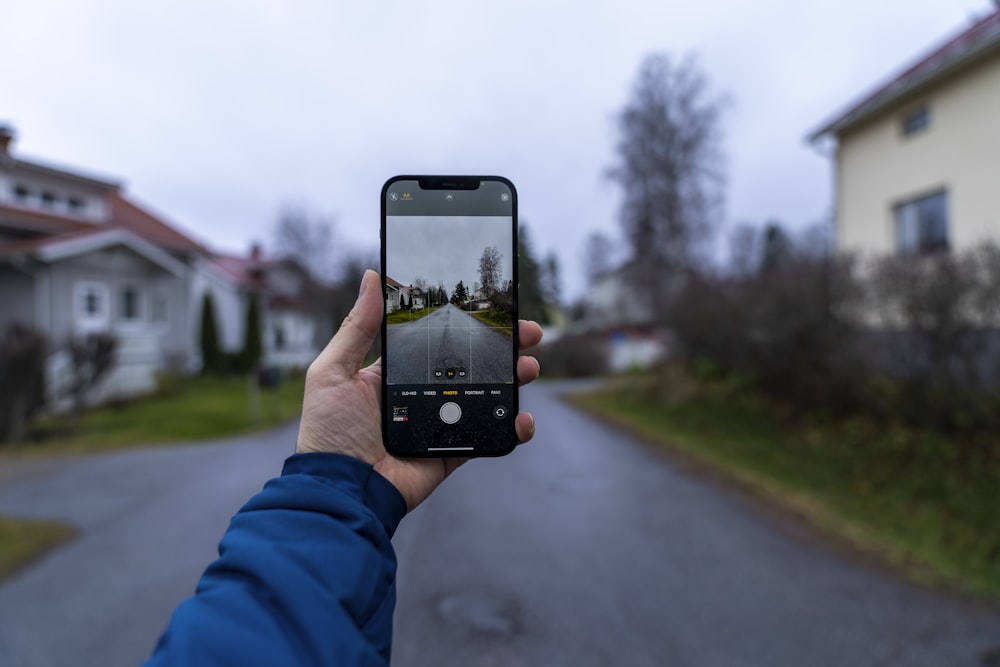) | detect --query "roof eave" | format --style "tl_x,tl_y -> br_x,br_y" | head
36,228 -> 187,277
807,30 -> 1000,144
